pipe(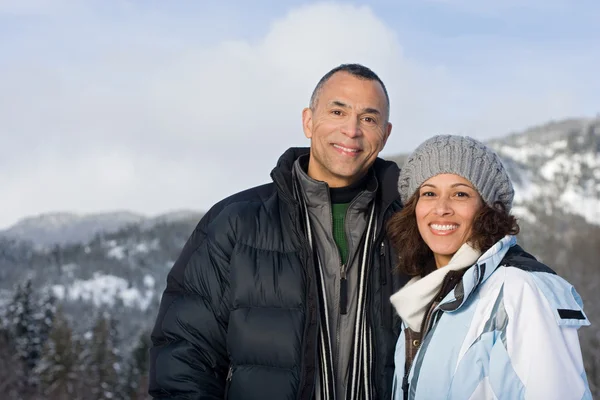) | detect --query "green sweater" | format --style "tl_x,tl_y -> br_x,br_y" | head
331,202 -> 350,265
